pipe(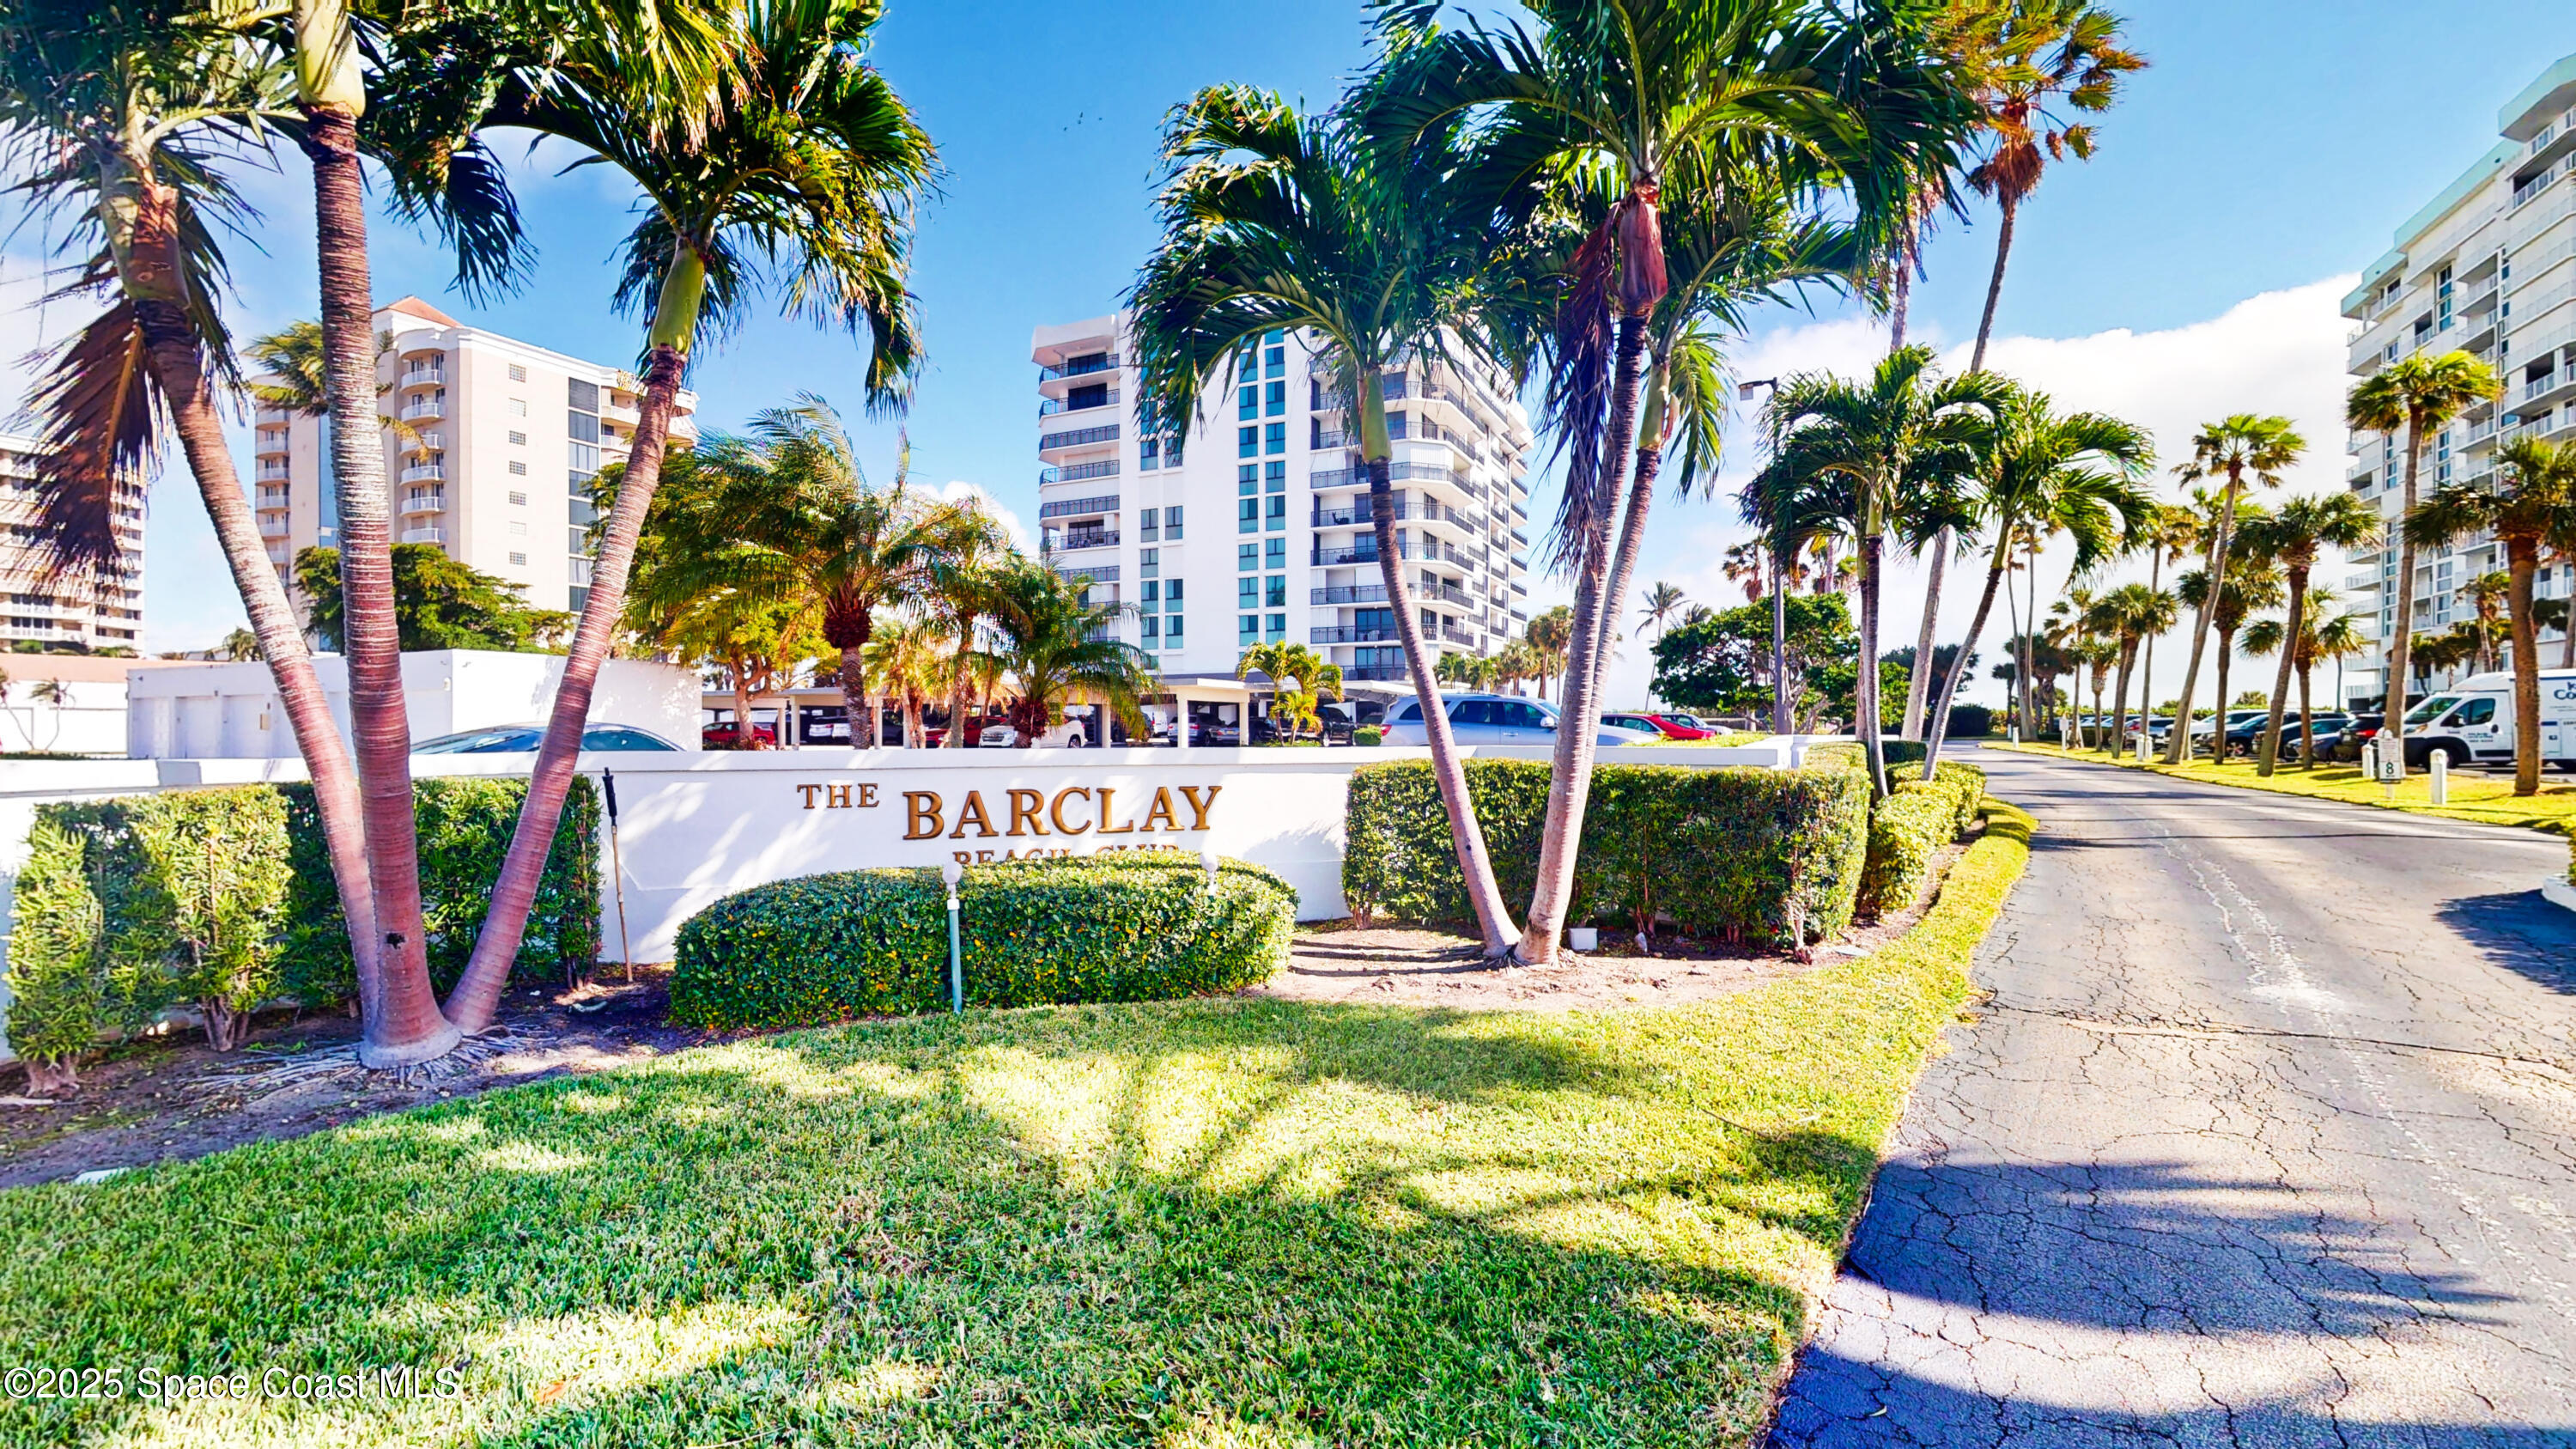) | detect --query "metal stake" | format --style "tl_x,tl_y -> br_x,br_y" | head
604,769 -> 632,984
941,859 -> 963,1013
